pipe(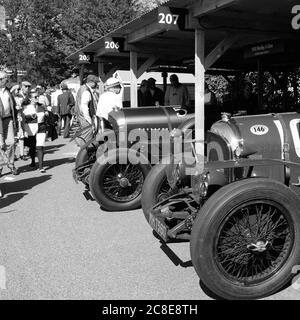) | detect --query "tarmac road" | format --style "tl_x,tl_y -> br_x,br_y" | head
0,137 -> 299,300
